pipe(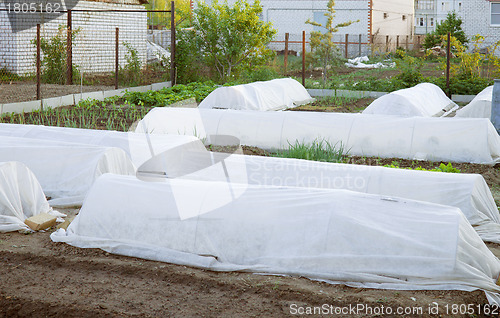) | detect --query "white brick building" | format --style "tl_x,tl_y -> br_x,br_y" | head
197,0 -> 414,56
461,0 -> 500,51
0,0 -> 148,76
